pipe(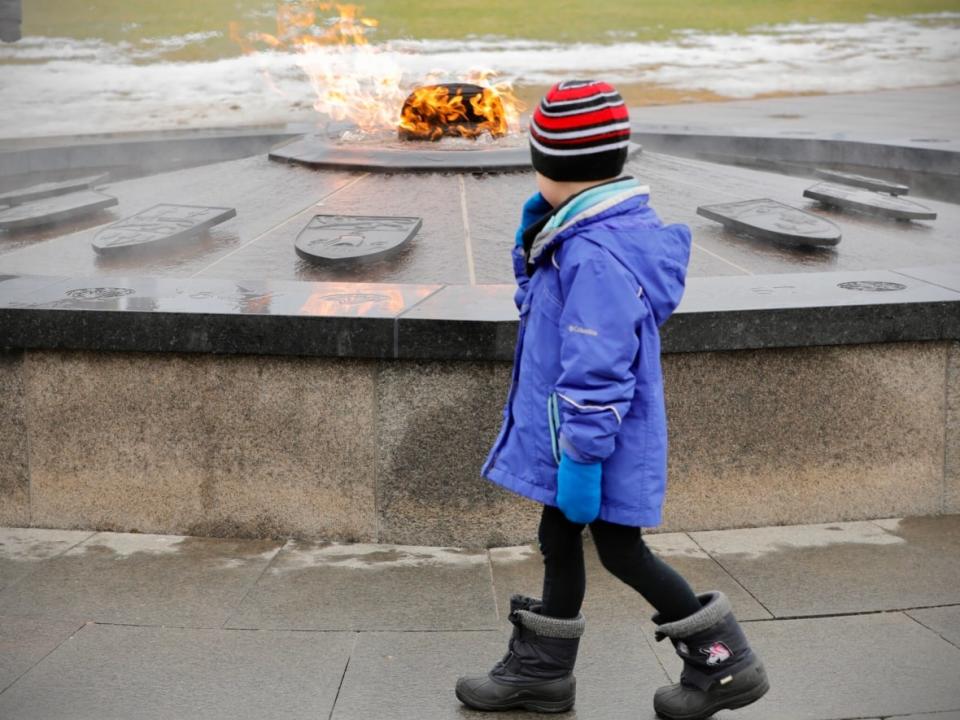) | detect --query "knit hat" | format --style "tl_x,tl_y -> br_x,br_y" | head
529,80 -> 631,182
